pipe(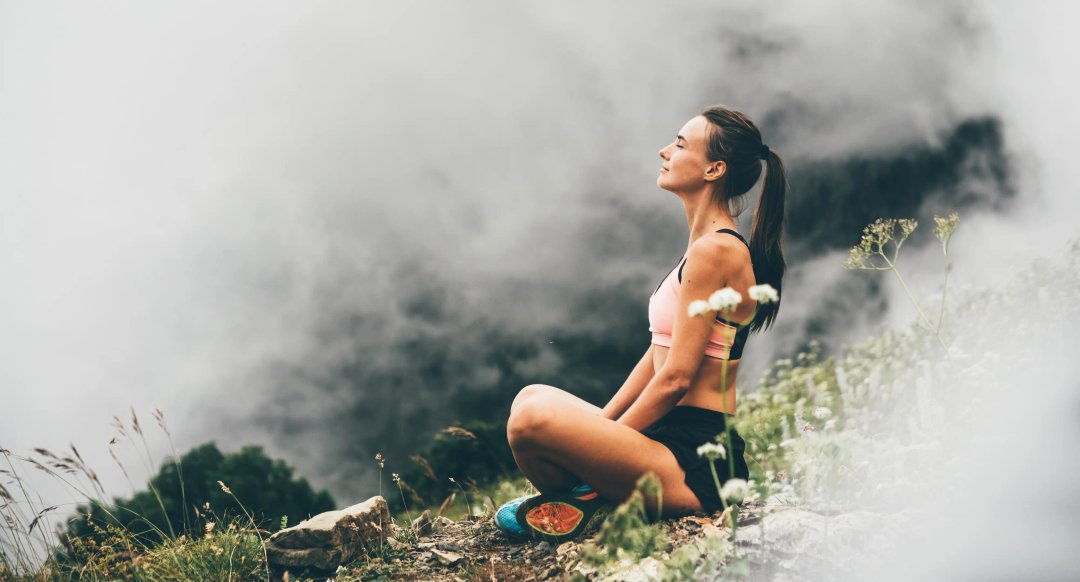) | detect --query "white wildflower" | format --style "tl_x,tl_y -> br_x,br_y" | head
696,442 -> 727,461
687,299 -> 712,318
824,419 -> 837,431
813,407 -> 832,420
720,478 -> 749,504
708,287 -> 742,312
748,284 -> 779,304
